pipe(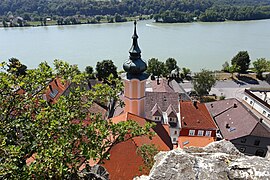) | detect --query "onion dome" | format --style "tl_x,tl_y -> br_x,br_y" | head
123,21 -> 148,80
